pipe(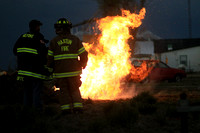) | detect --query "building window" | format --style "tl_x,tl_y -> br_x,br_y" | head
180,55 -> 187,66
168,44 -> 173,50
